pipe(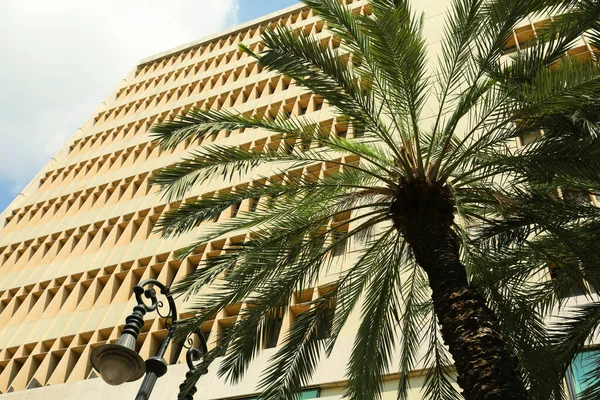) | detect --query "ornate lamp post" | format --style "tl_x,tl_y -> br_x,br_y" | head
90,279 -> 209,400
